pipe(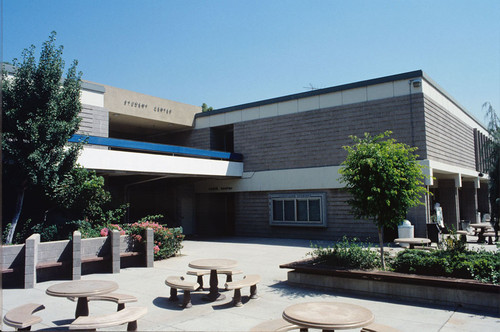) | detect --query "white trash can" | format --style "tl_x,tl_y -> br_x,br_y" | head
397,220 -> 414,248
